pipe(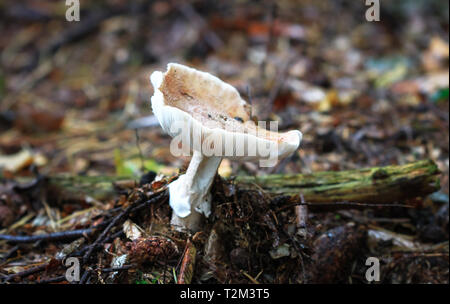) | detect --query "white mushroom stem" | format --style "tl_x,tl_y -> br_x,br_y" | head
169,150 -> 222,232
